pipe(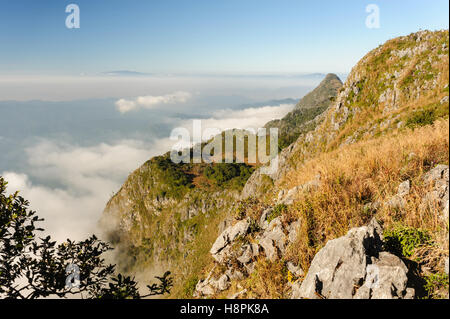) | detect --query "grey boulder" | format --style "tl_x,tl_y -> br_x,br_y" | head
292,219 -> 414,299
